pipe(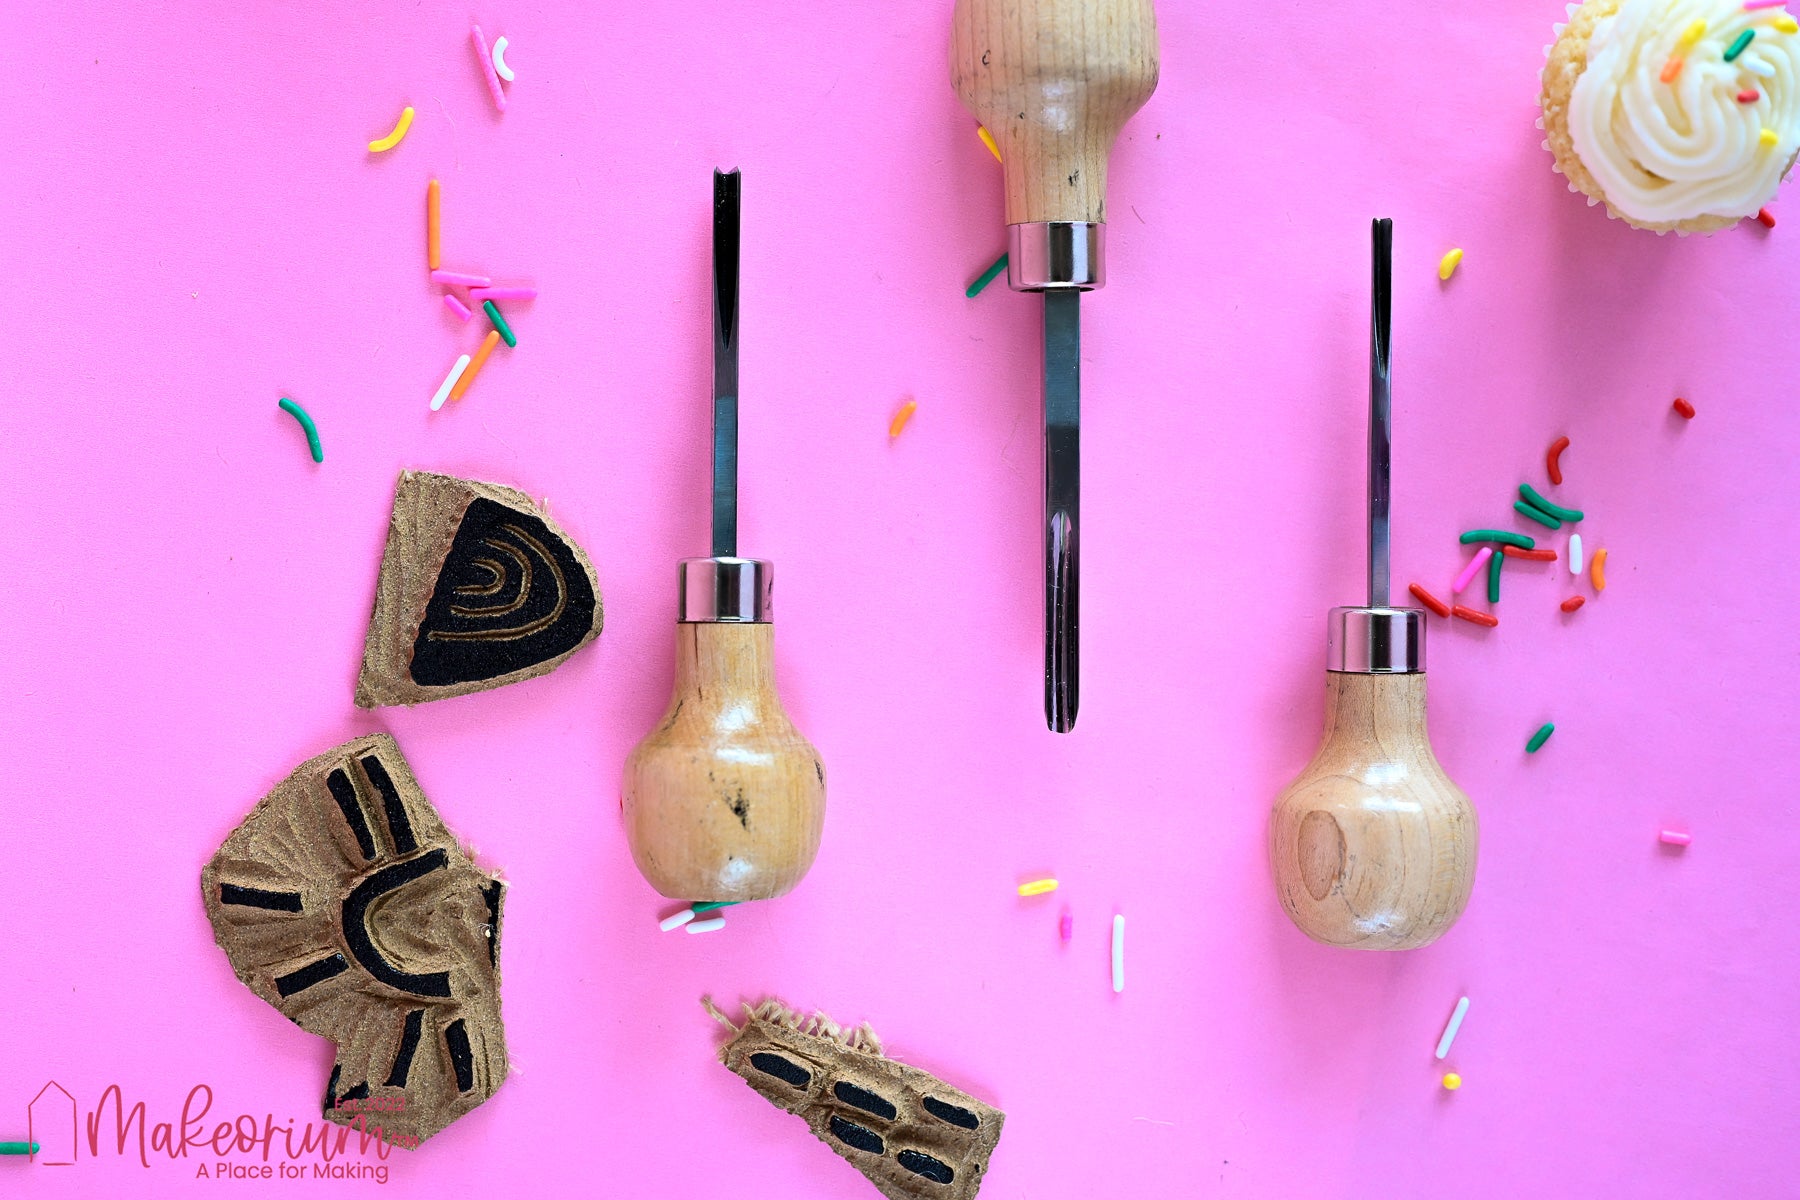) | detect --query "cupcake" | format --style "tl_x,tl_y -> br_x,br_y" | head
1541,0 -> 1800,232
